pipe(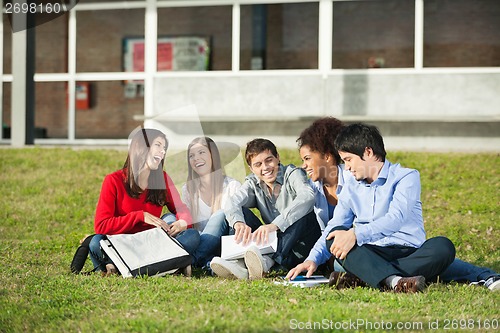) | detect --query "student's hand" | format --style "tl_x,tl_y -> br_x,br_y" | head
234,221 -> 252,245
169,219 -> 188,237
326,229 -> 356,260
252,224 -> 278,246
286,260 -> 318,280
144,212 -> 171,233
